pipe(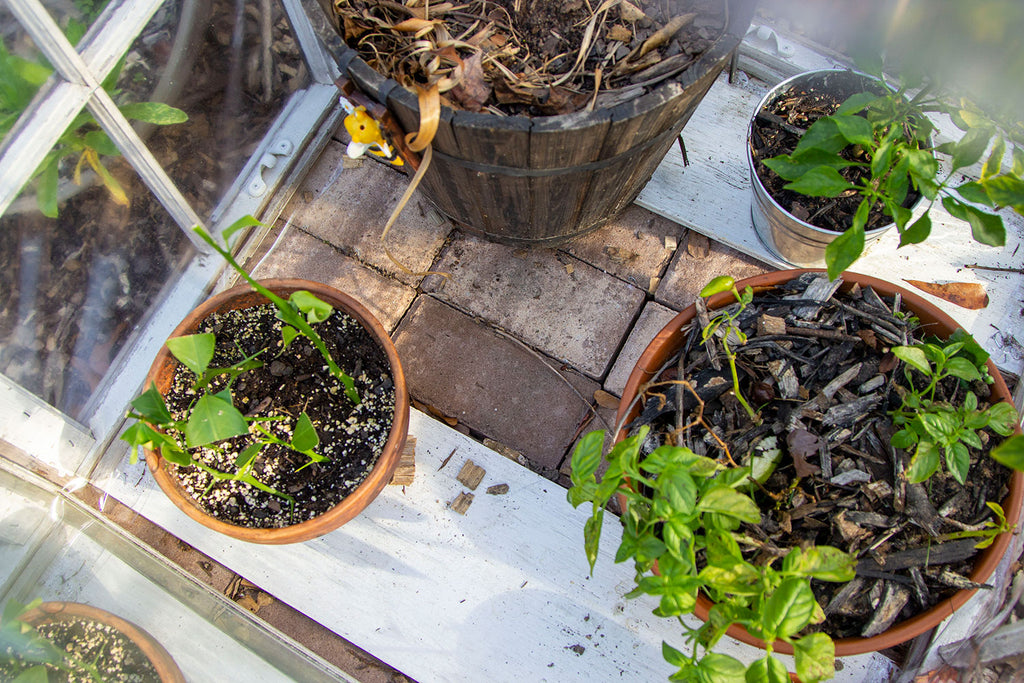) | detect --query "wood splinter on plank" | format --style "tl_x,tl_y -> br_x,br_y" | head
450,492 -> 474,515
389,437 -> 416,485
457,459 -> 486,490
